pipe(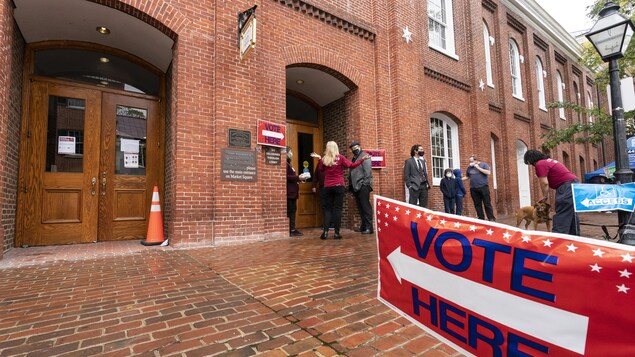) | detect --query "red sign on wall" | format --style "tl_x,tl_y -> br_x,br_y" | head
257,119 -> 286,148
364,149 -> 385,168
376,195 -> 635,356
